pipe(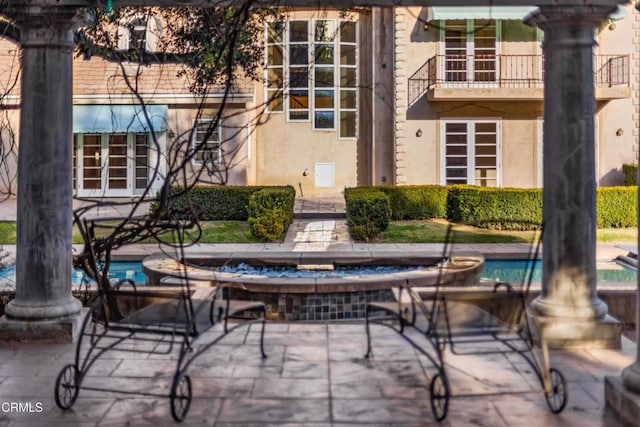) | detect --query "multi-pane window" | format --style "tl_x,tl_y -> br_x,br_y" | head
265,19 -> 358,138
129,18 -> 147,51
442,20 -> 498,84
135,134 -> 149,190
73,132 -> 152,196
266,22 -> 284,112
192,120 -> 222,165
339,21 -> 357,138
314,20 -> 336,129
442,120 -> 500,187
289,21 -> 310,121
